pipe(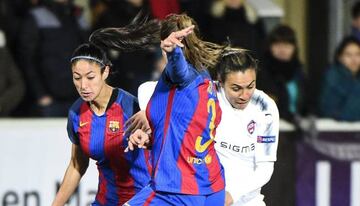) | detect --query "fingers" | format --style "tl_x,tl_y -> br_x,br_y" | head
161,25 -> 195,52
175,25 -> 195,38
136,130 -> 150,149
124,129 -> 150,152
124,141 -> 134,152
